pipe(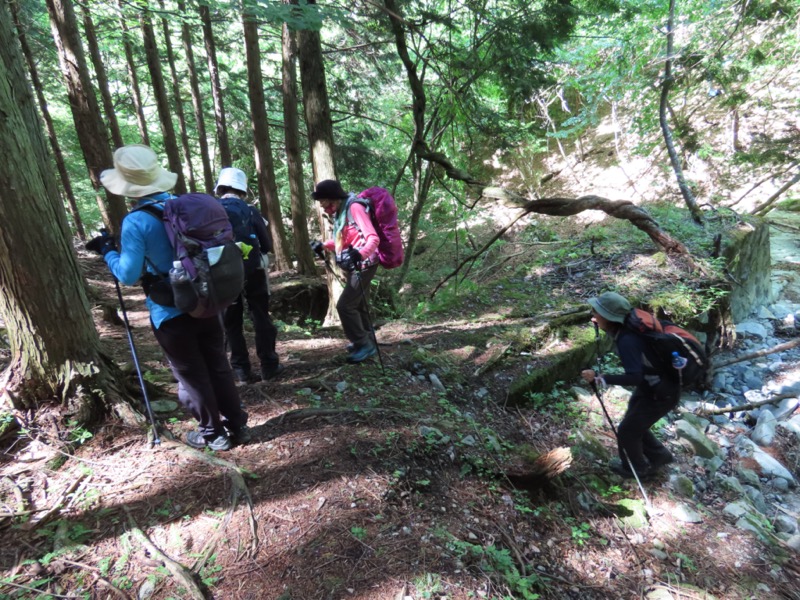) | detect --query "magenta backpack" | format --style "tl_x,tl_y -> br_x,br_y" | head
162,193 -> 245,318
356,187 -> 404,269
